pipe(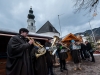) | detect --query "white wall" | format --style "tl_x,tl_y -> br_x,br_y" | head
27,19 -> 36,33
38,32 -> 60,38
